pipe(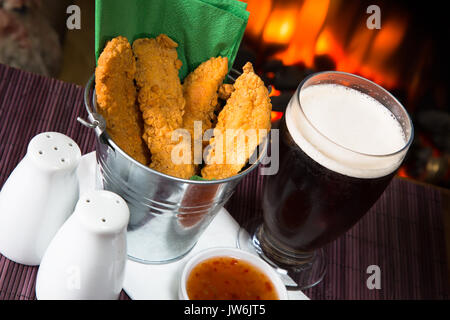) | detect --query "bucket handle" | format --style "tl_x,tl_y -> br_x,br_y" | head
77,74 -> 106,137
